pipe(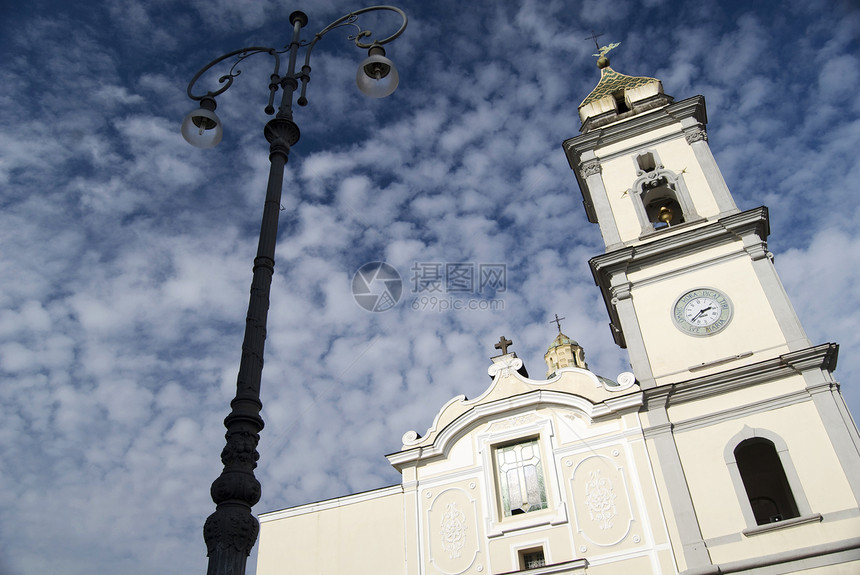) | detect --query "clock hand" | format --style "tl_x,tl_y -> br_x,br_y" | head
691,305 -> 714,321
